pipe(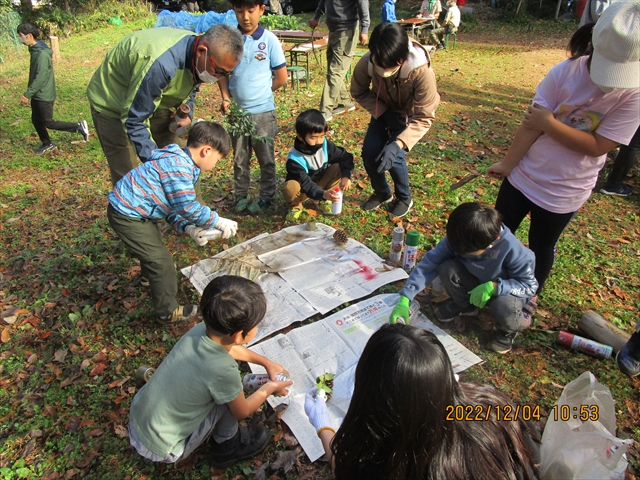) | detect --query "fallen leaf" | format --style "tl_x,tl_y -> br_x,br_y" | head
612,286 -> 627,300
92,351 -> 107,363
87,428 -> 104,437
1,327 -> 10,343
61,288 -> 70,297
107,377 -> 130,390
76,451 -> 98,468
114,424 -> 129,439
64,469 -> 79,478
253,461 -> 270,480
80,359 -> 91,370
89,363 -> 106,377
54,349 -> 68,363
270,448 -> 301,473
65,416 -> 81,432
